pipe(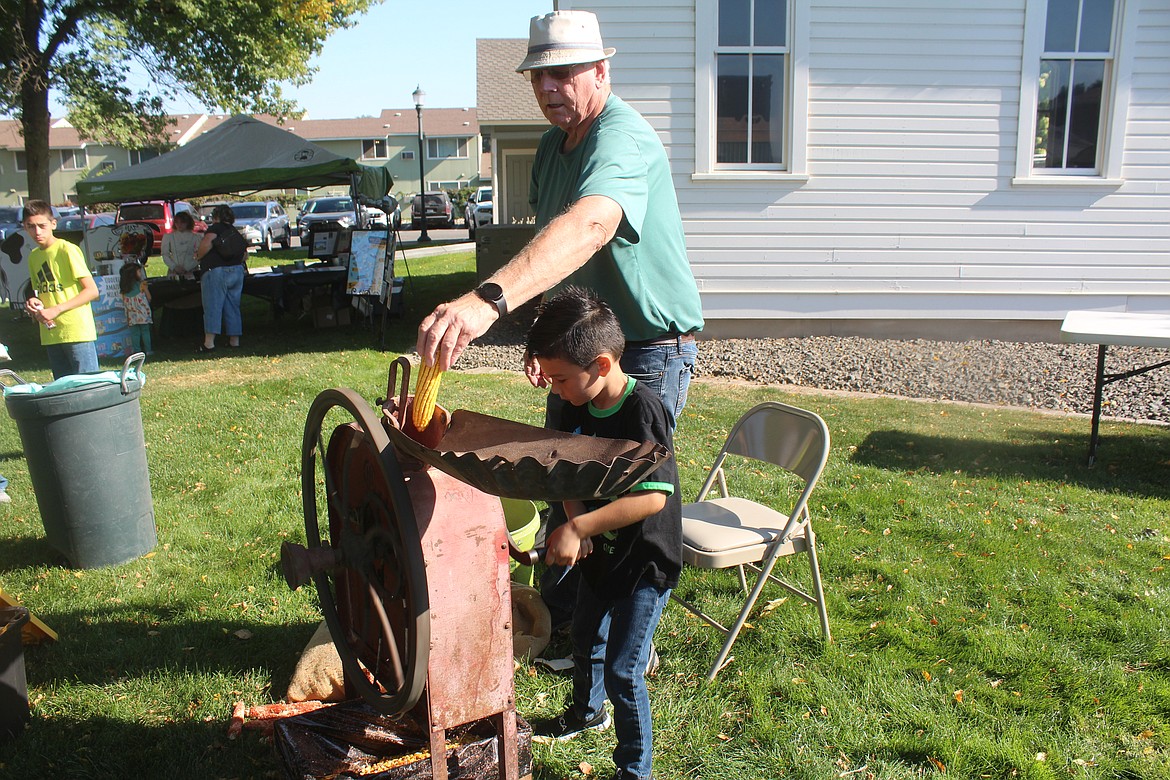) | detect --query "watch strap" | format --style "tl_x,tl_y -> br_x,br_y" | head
476,283 -> 507,318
